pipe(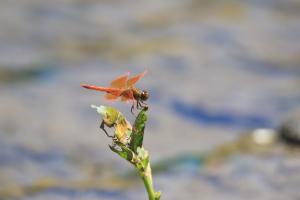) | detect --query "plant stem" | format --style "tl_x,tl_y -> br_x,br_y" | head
141,171 -> 156,200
